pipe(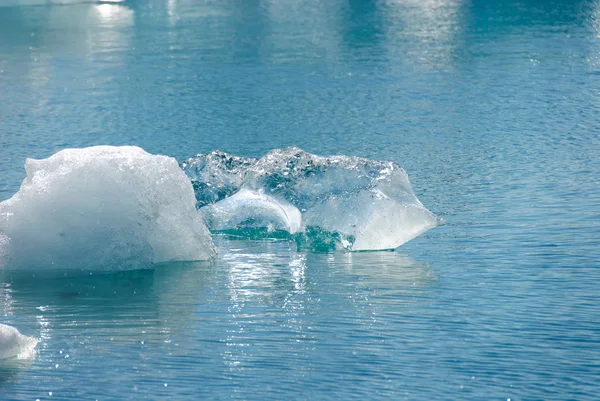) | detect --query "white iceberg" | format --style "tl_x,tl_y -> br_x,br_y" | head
0,324 -> 37,360
184,147 -> 437,251
0,146 -> 216,270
